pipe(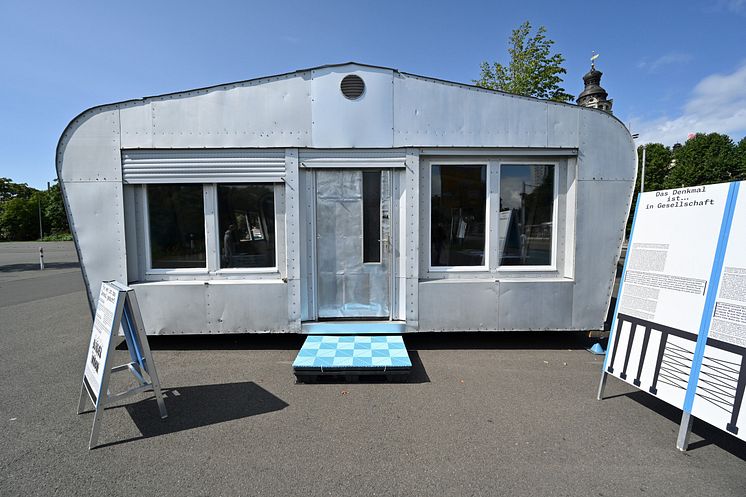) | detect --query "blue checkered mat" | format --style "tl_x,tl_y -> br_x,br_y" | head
293,335 -> 412,371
